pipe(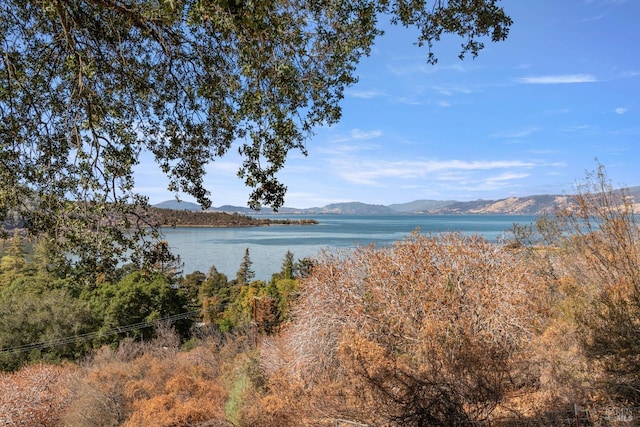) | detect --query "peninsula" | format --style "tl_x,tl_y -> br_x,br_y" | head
147,207 -> 316,228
